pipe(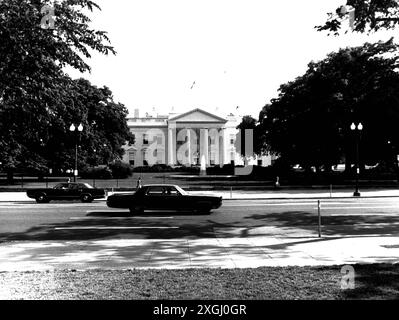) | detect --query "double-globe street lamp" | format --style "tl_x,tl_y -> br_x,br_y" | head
350,122 -> 363,197
69,123 -> 84,182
